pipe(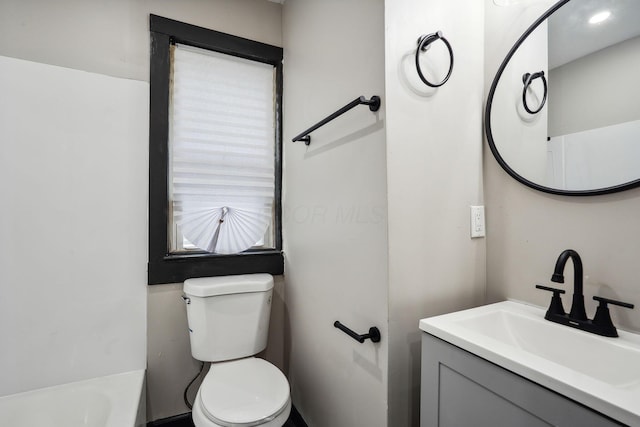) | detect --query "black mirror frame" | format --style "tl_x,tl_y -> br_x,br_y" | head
484,0 -> 640,196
